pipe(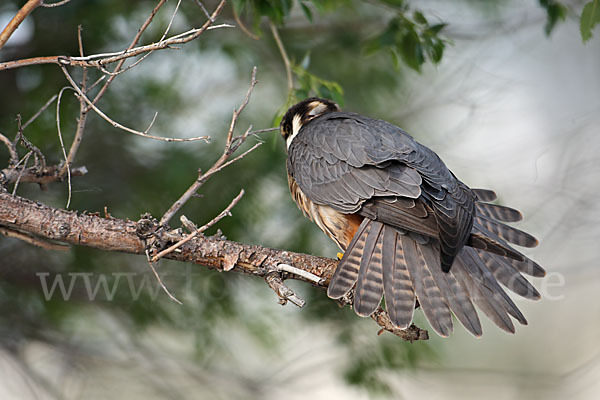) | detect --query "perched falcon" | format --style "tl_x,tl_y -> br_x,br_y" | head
281,97 -> 545,337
